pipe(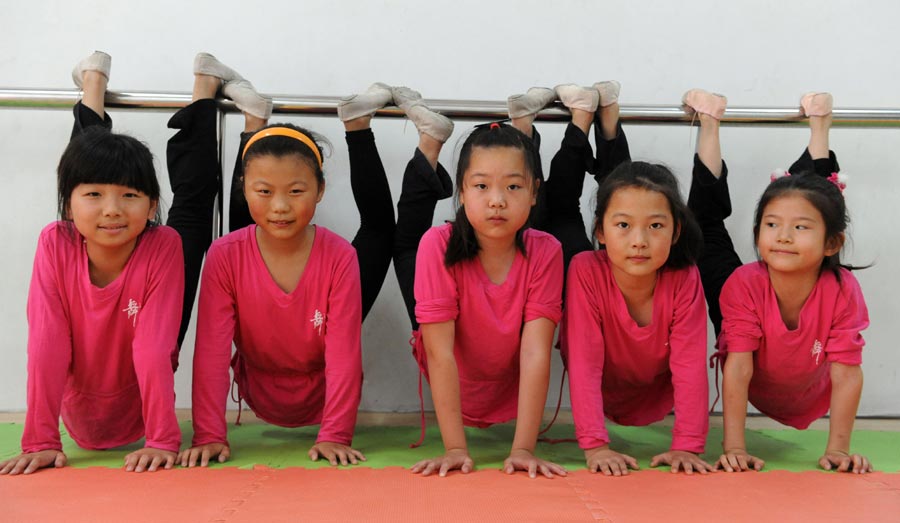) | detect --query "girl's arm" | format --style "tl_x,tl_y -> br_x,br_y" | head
410,227 -> 471,476
310,248 -> 364,466
2,228 -> 72,475
128,229 -> 184,471
179,243 -> 236,467
504,317 -> 567,478
715,269 -> 765,472
717,351 -> 765,471
819,273 -> 871,473
410,320 -> 474,476
565,255 -> 637,475
820,363 -> 871,473
652,268 -> 714,474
